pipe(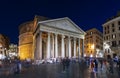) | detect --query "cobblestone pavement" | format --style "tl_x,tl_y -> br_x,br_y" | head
0,62 -> 119,78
